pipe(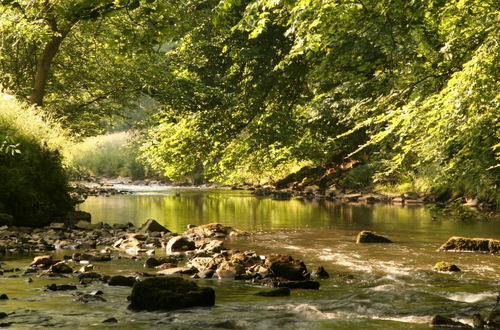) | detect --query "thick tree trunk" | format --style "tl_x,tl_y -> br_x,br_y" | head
29,34 -> 65,106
